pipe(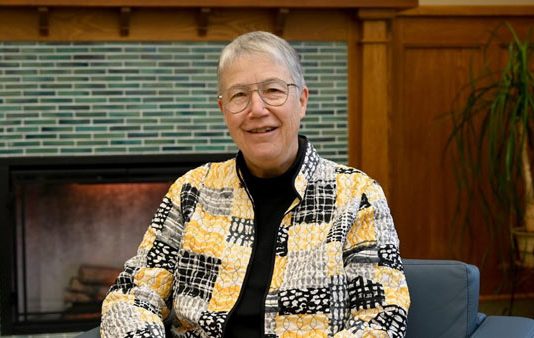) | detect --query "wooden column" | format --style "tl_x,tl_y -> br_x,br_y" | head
357,9 -> 395,196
